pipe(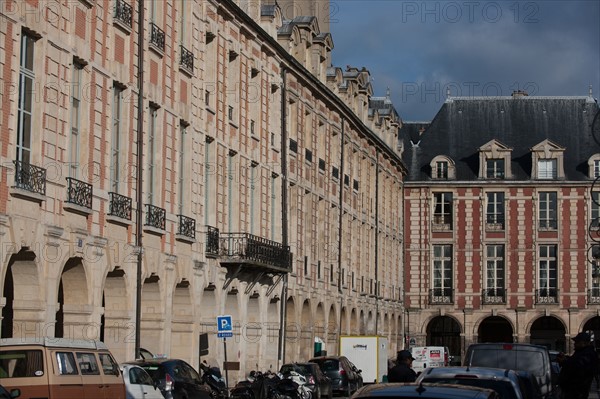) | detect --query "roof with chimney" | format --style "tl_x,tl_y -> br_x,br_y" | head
400,92 -> 600,182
